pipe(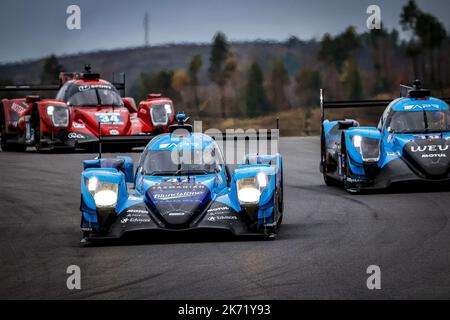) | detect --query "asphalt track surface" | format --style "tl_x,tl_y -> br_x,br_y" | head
1,137 -> 450,299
